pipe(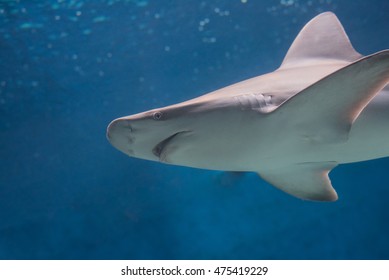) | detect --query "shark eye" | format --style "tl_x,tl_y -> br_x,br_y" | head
153,111 -> 163,120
